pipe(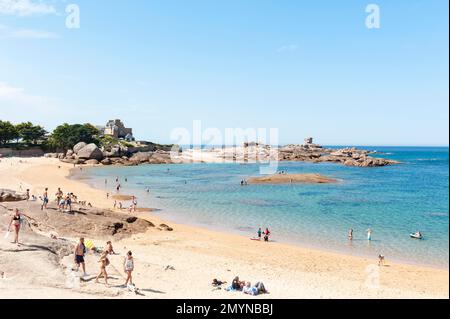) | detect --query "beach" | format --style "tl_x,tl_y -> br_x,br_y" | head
0,157 -> 448,299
